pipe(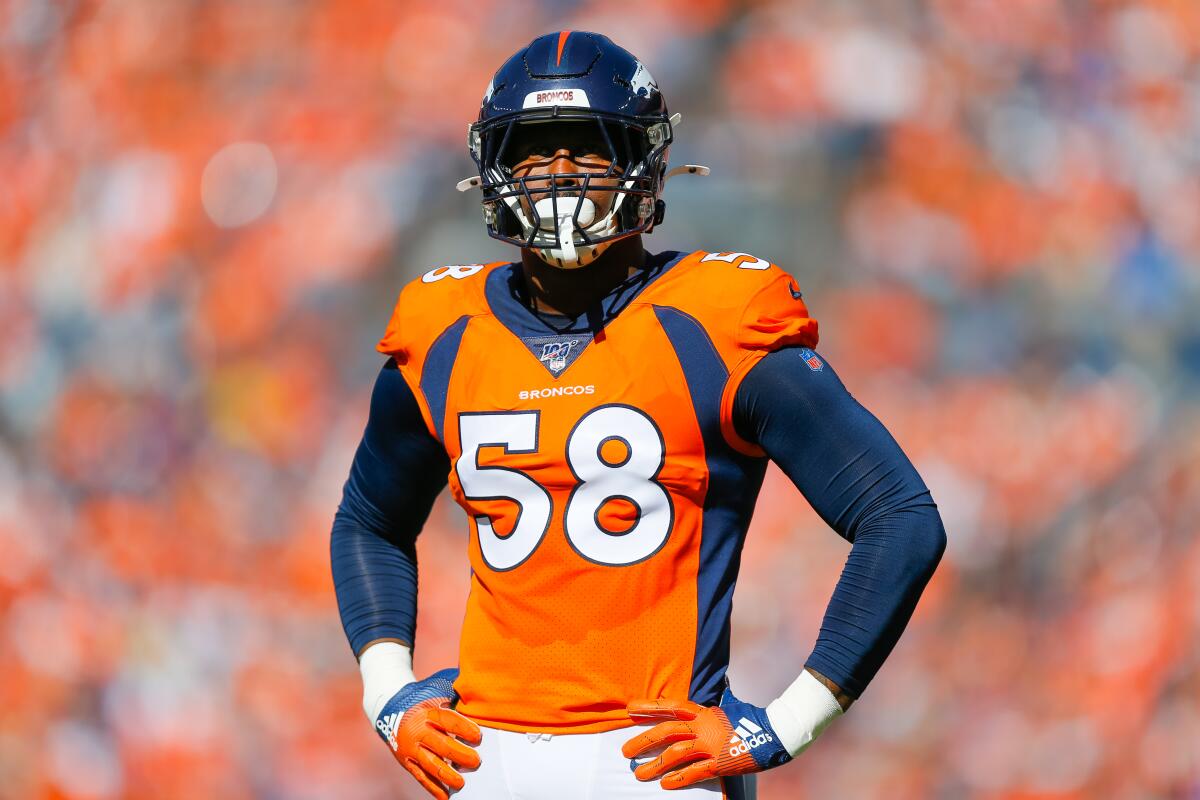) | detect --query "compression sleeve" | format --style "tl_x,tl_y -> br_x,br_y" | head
733,348 -> 946,698
331,360 -> 450,657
